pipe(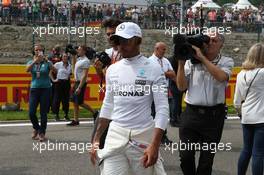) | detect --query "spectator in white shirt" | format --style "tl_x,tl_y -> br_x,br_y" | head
51,52 -> 72,121
149,42 -> 176,86
234,43 -> 264,175
67,45 -> 98,126
149,42 -> 176,144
